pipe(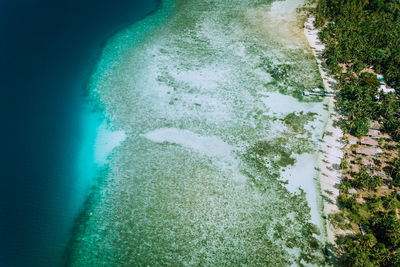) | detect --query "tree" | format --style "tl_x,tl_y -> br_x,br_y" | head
353,168 -> 383,190
339,234 -> 377,267
351,118 -> 370,138
369,212 -> 400,249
